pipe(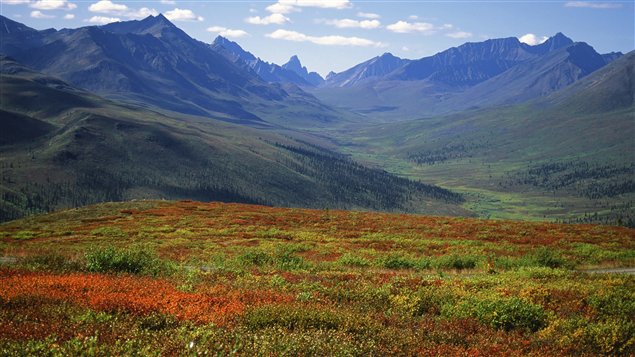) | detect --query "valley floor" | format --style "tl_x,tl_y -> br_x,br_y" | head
1,200 -> 634,355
